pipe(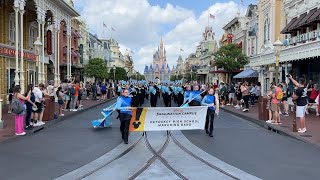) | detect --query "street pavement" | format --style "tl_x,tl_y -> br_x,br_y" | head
183,110 -> 320,180
0,97 -> 320,180
0,100 -> 122,180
